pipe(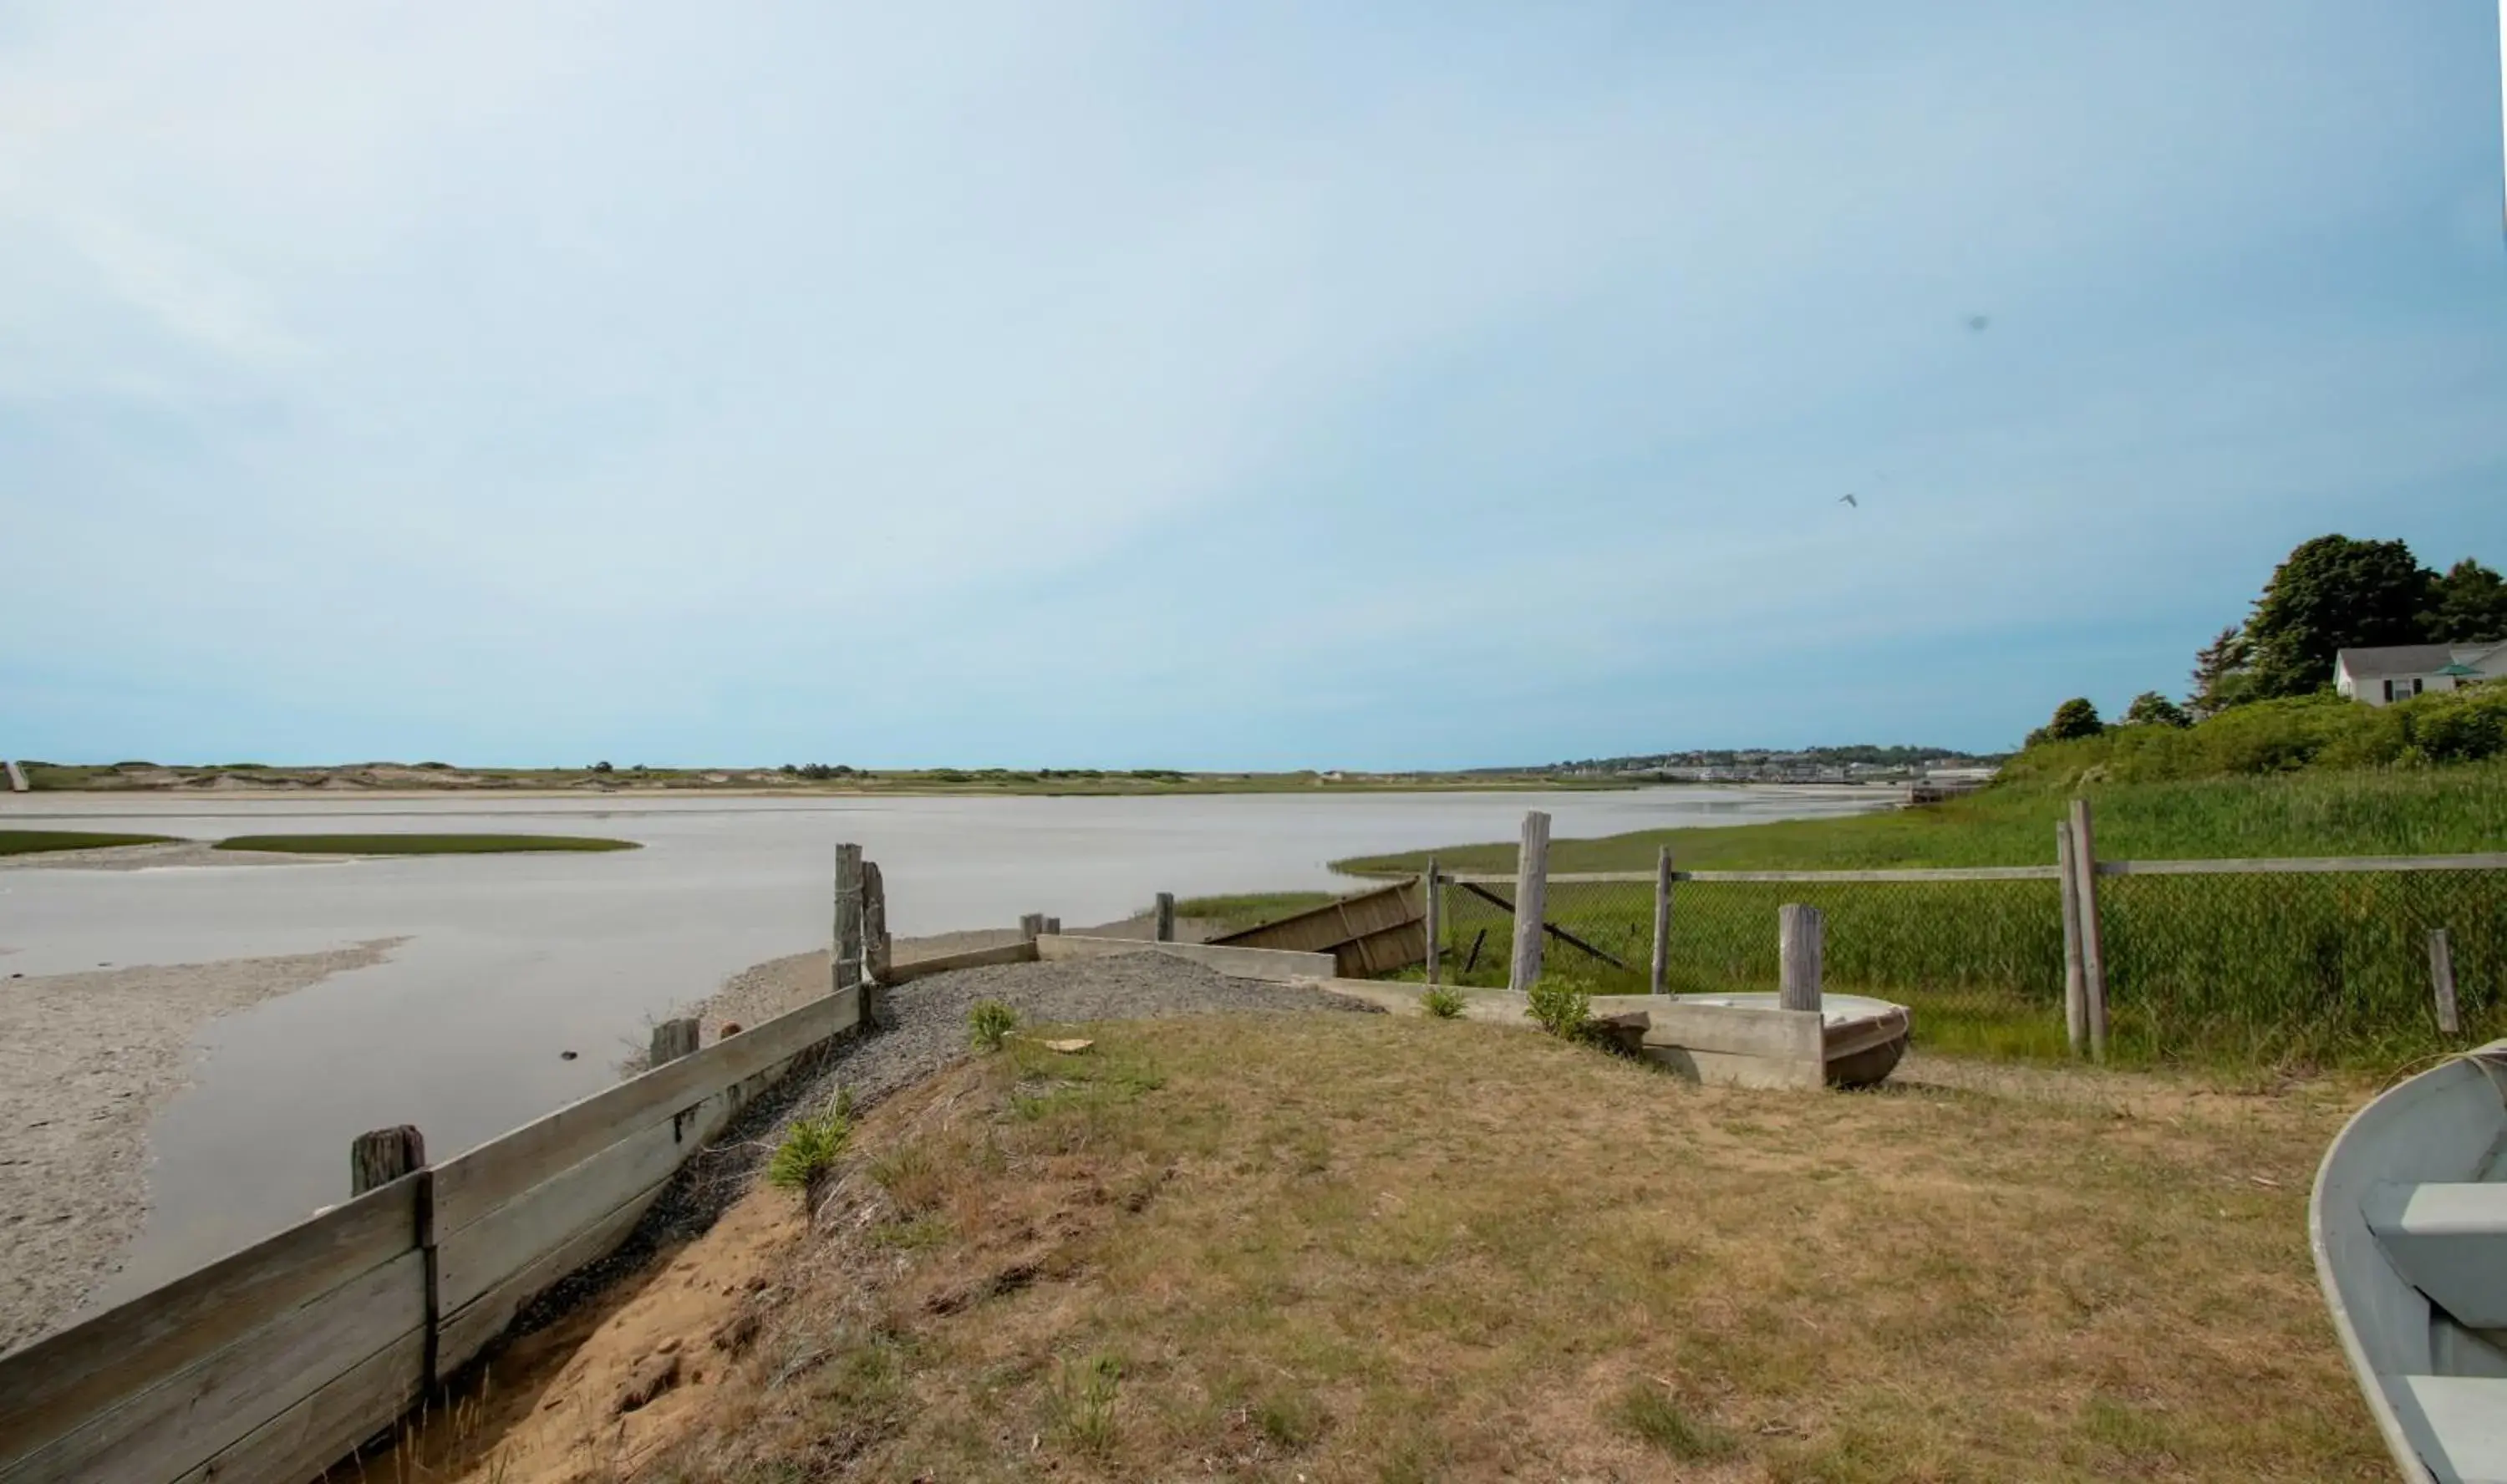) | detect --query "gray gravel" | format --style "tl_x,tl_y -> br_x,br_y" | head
511,952 -> 1374,1340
